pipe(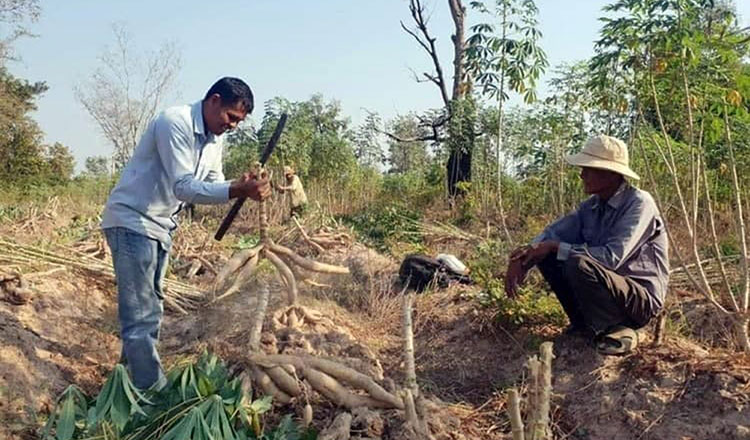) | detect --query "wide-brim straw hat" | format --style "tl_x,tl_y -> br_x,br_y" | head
565,135 -> 640,180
